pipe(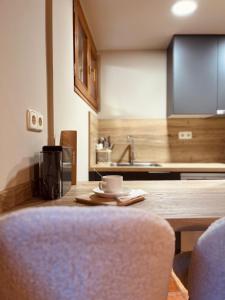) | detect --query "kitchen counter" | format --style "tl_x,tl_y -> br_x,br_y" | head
90,163 -> 225,173
4,180 -> 225,231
